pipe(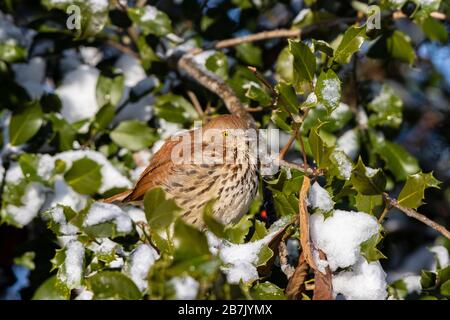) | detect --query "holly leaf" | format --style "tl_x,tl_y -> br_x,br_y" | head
351,158 -> 386,195
315,69 -> 341,111
86,271 -> 142,300
144,187 -> 181,231
368,84 -> 403,128
9,101 -> 43,146
308,127 -> 334,168
397,172 -> 440,209
110,120 -> 159,151
360,233 -> 386,262
63,157 -> 102,195
333,25 -> 366,64
127,6 -> 172,36
375,141 -> 420,181
288,40 -> 316,86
